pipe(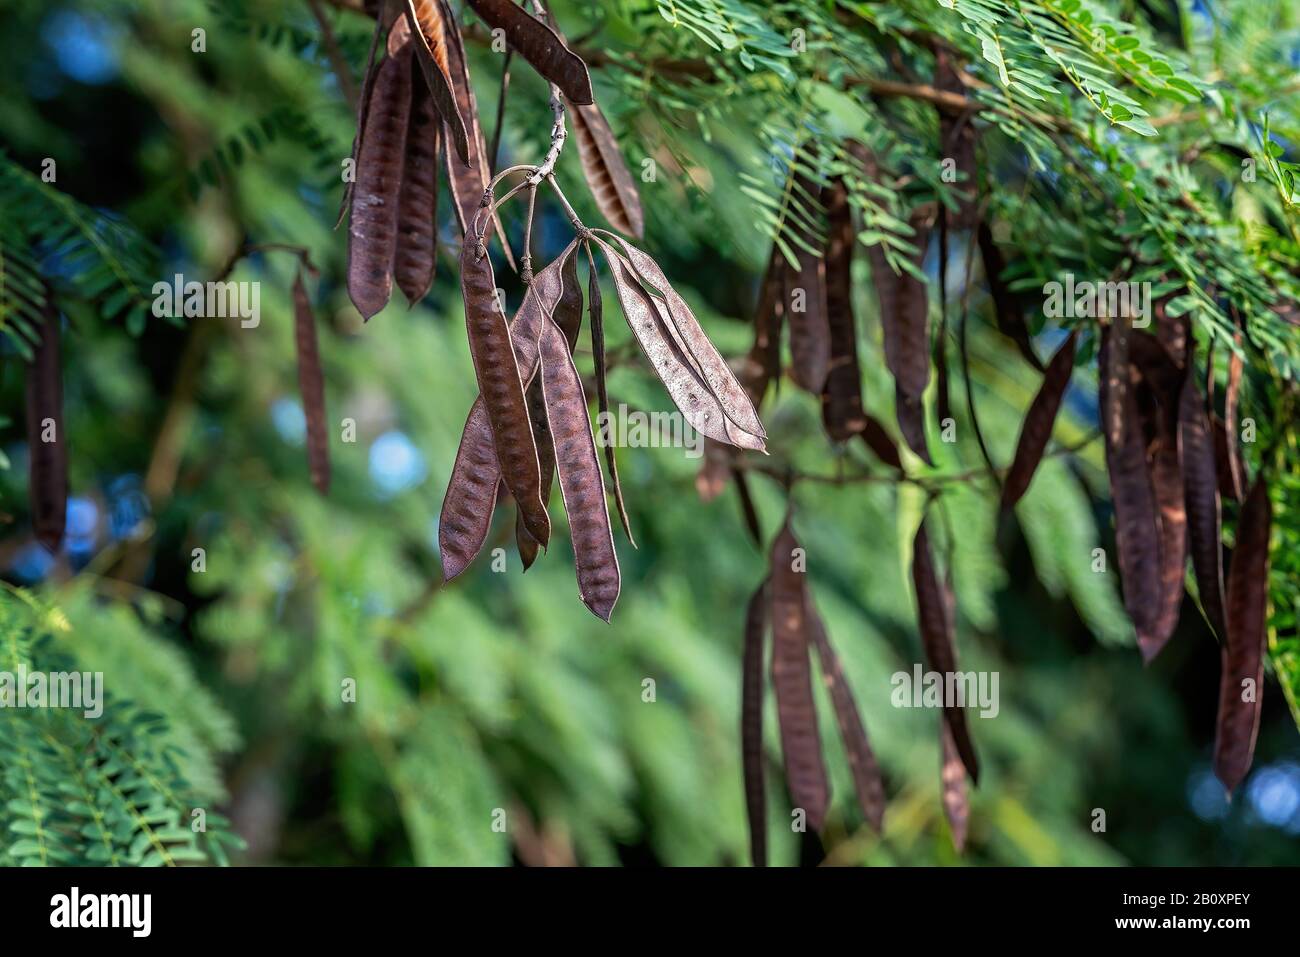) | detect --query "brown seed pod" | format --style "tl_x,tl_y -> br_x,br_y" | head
515,378 -> 553,572
1213,477 -> 1272,796
460,225 -> 548,547
292,270 -> 331,496
538,317 -> 620,621
568,100 -> 643,238
439,0 -> 512,264
1219,347 -> 1246,502
336,15 -> 386,229
607,235 -> 765,440
769,519 -> 830,831
405,0 -> 470,165
347,19 -> 414,320
394,70 -> 440,305
25,300 -> 66,552
440,249 -> 574,579
784,175 -> 831,394
742,578 -> 770,866
746,245 -> 787,405
808,598 -> 886,832
820,176 -> 867,442
940,719 -> 969,853
860,416 -> 903,471
597,241 -> 765,451
1099,323 -> 1163,648
1001,331 -> 1077,509
976,221 -> 1043,371
1178,370 -> 1228,642
464,0 -> 593,105
1152,295 -> 1188,368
